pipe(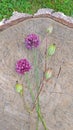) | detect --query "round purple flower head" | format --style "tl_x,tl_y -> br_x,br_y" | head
15,59 -> 31,74
25,34 -> 40,49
